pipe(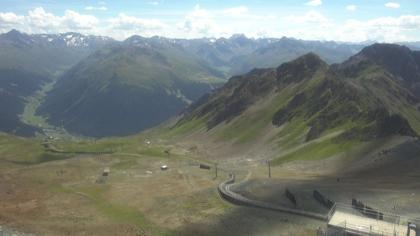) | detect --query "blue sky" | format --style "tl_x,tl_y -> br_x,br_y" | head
0,0 -> 419,42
